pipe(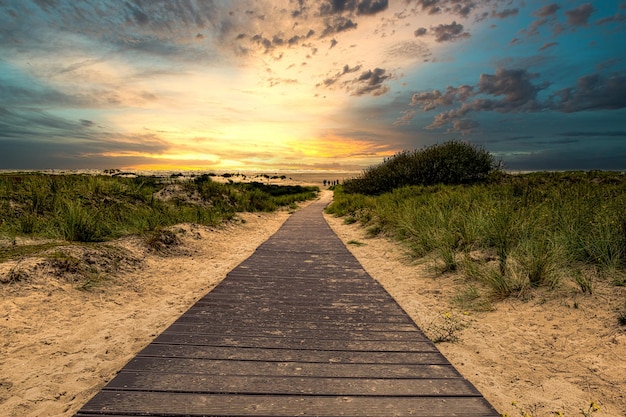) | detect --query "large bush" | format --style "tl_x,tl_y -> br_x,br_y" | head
343,140 -> 499,195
